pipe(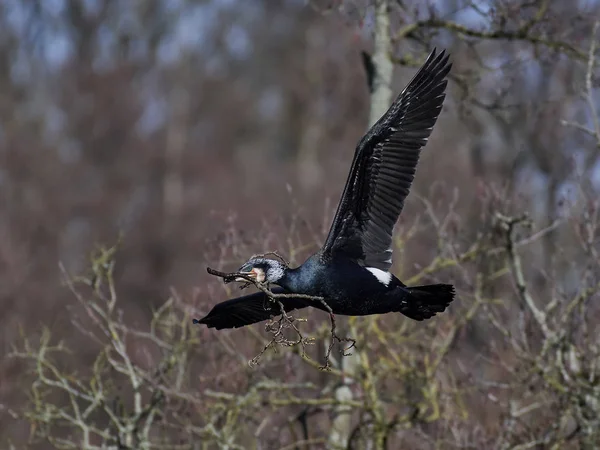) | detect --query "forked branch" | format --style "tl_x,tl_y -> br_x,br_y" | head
201,263 -> 355,370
